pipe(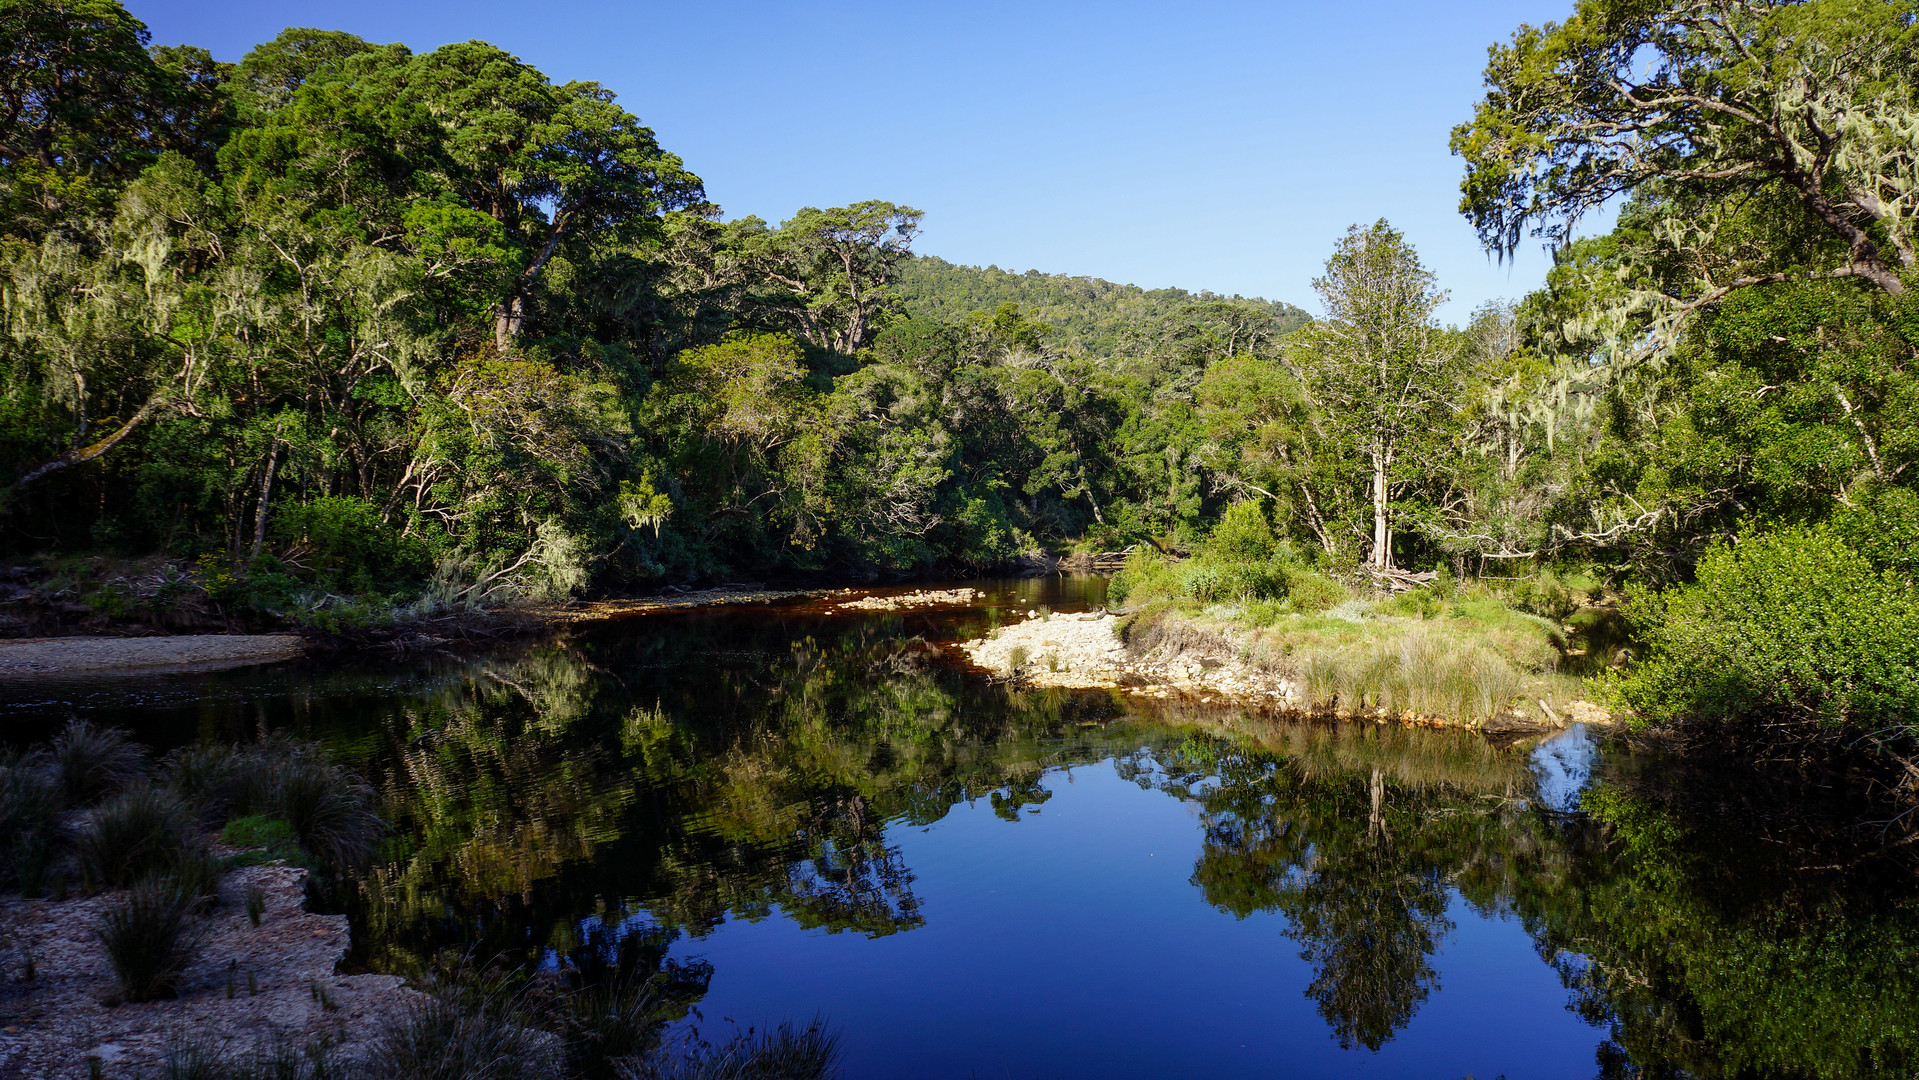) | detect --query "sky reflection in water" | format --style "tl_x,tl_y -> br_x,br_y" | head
669,758 -> 1596,1080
